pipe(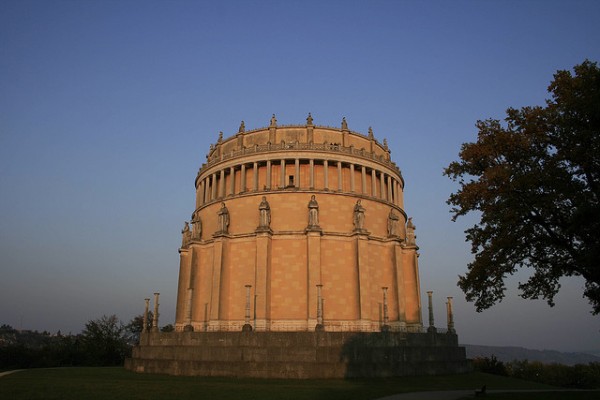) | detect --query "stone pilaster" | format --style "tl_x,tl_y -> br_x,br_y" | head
175,248 -> 191,326
307,231 -> 322,328
209,237 -> 224,323
254,231 -> 271,331
356,232 -> 371,323
393,243 -> 406,328
337,161 -> 342,191
309,159 -> 314,189
266,160 -> 271,189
